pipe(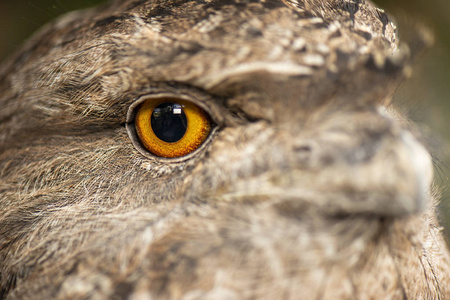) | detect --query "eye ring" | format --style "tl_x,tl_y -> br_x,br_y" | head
126,95 -> 216,161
